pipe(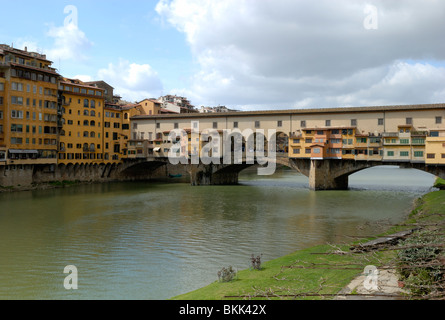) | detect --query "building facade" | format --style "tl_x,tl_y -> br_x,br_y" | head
58,78 -> 106,165
129,104 -> 445,166
0,44 -> 60,167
